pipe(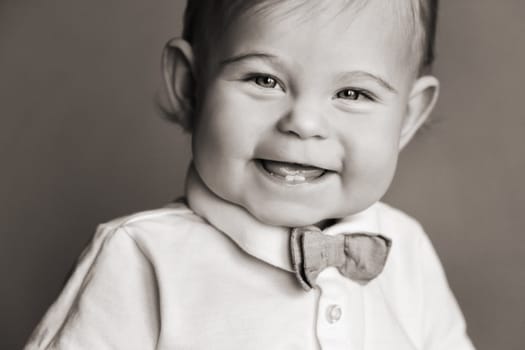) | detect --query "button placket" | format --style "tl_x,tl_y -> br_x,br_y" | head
315,268 -> 365,350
